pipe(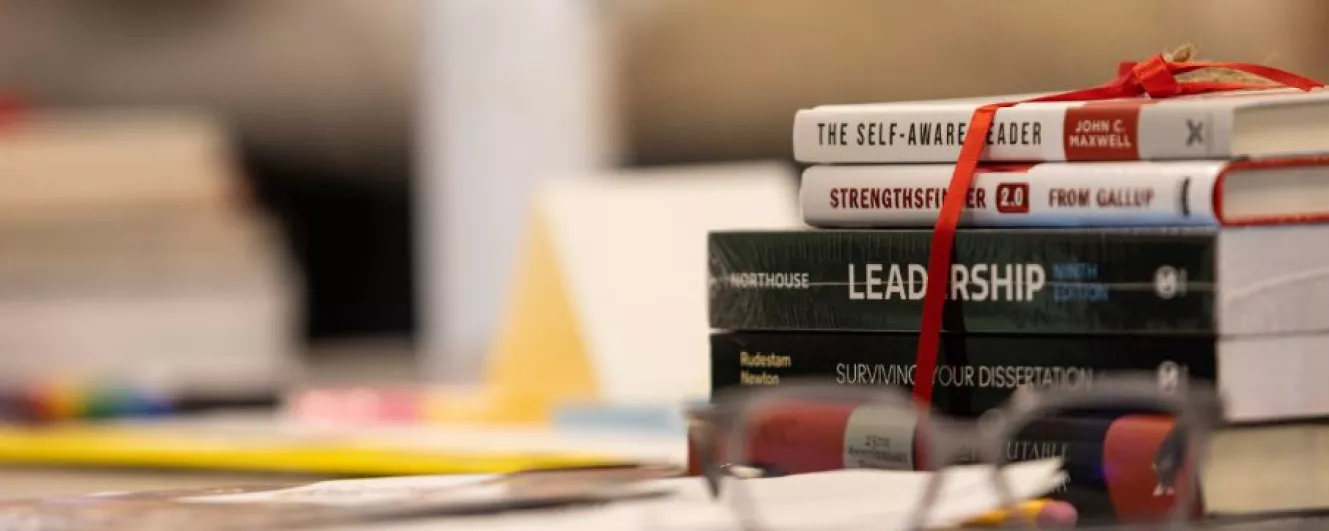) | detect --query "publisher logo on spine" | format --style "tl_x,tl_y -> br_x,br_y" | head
724,272 -> 810,289
1152,266 -> 1188,299
1156,361 -> 1188,394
